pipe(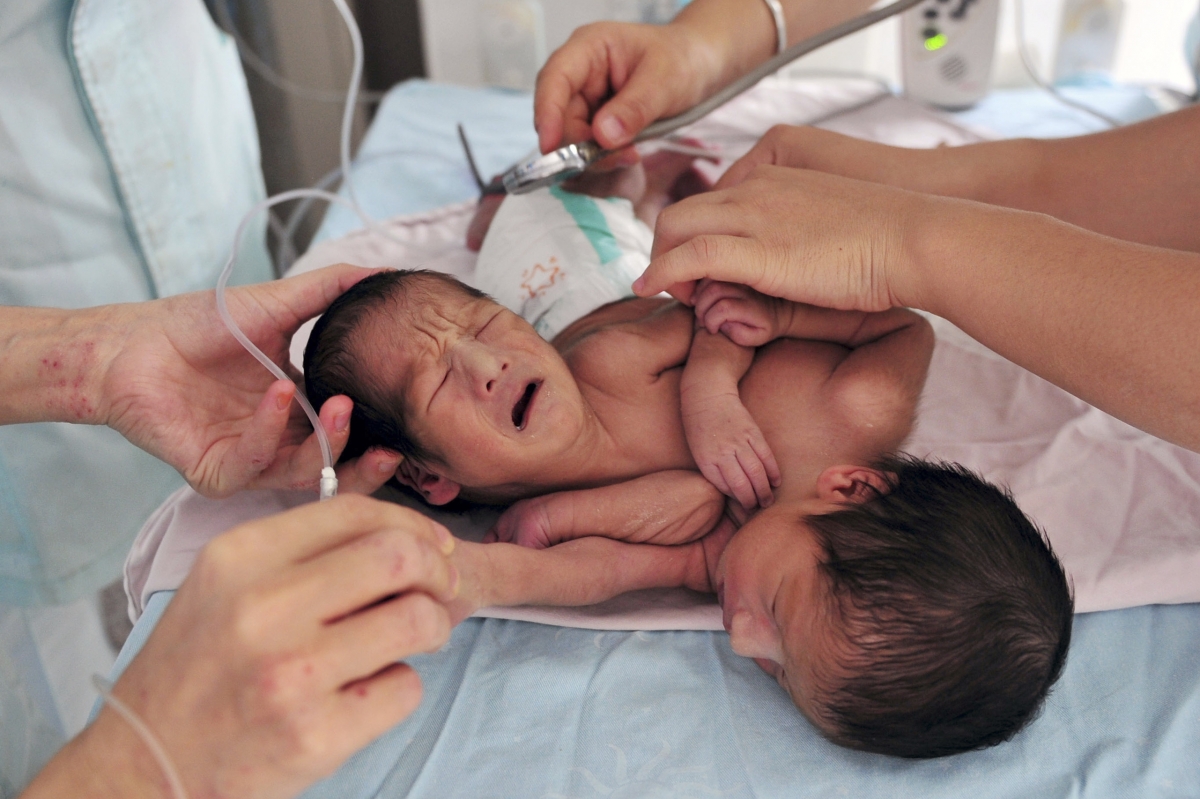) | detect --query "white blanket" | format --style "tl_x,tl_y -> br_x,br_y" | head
126,79 -> 1200,628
